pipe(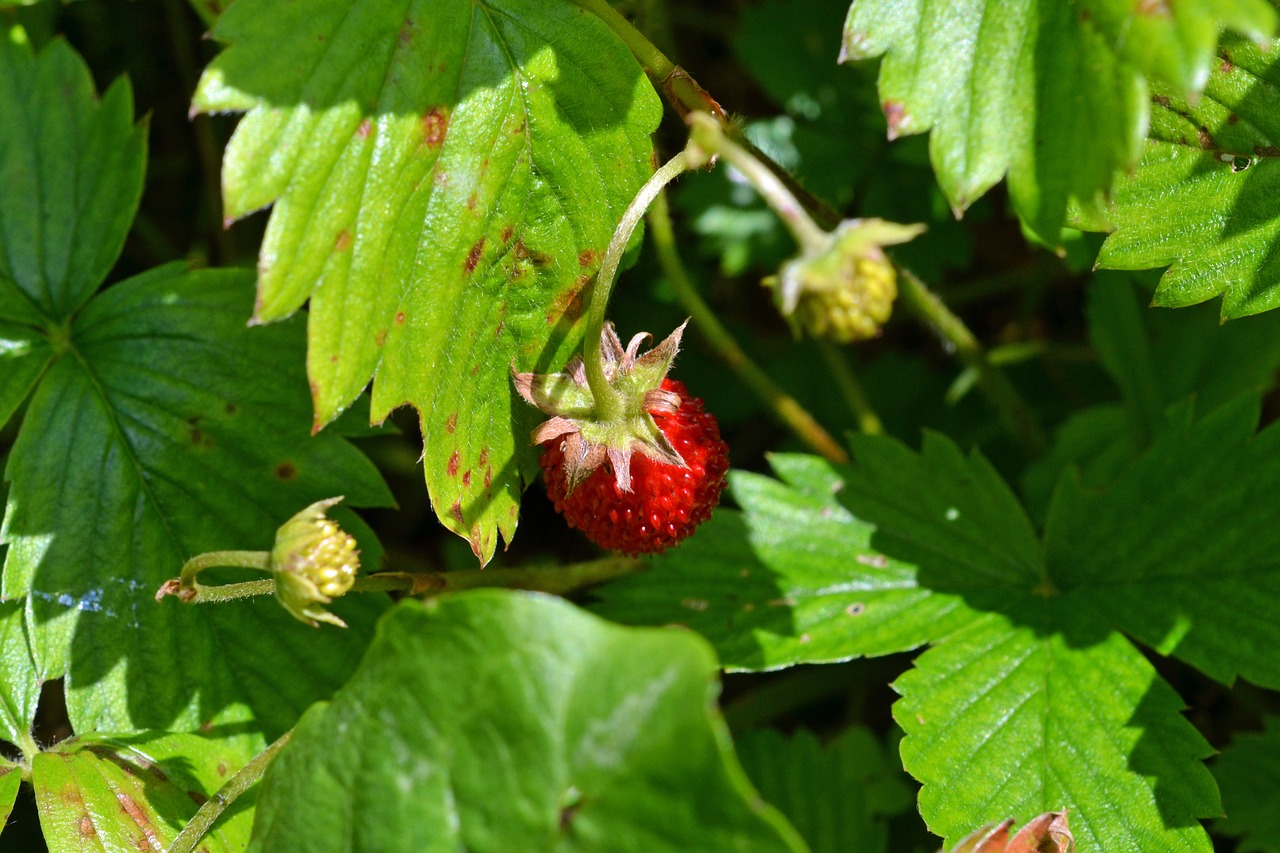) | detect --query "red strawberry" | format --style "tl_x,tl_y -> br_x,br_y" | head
539,378 -> 728,555
513,322 -> 729,555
